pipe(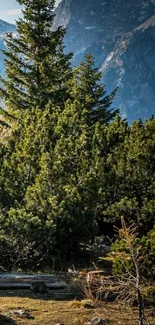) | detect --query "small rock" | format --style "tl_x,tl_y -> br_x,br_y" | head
11,309 -> 34,319
86,317 -> 109,325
